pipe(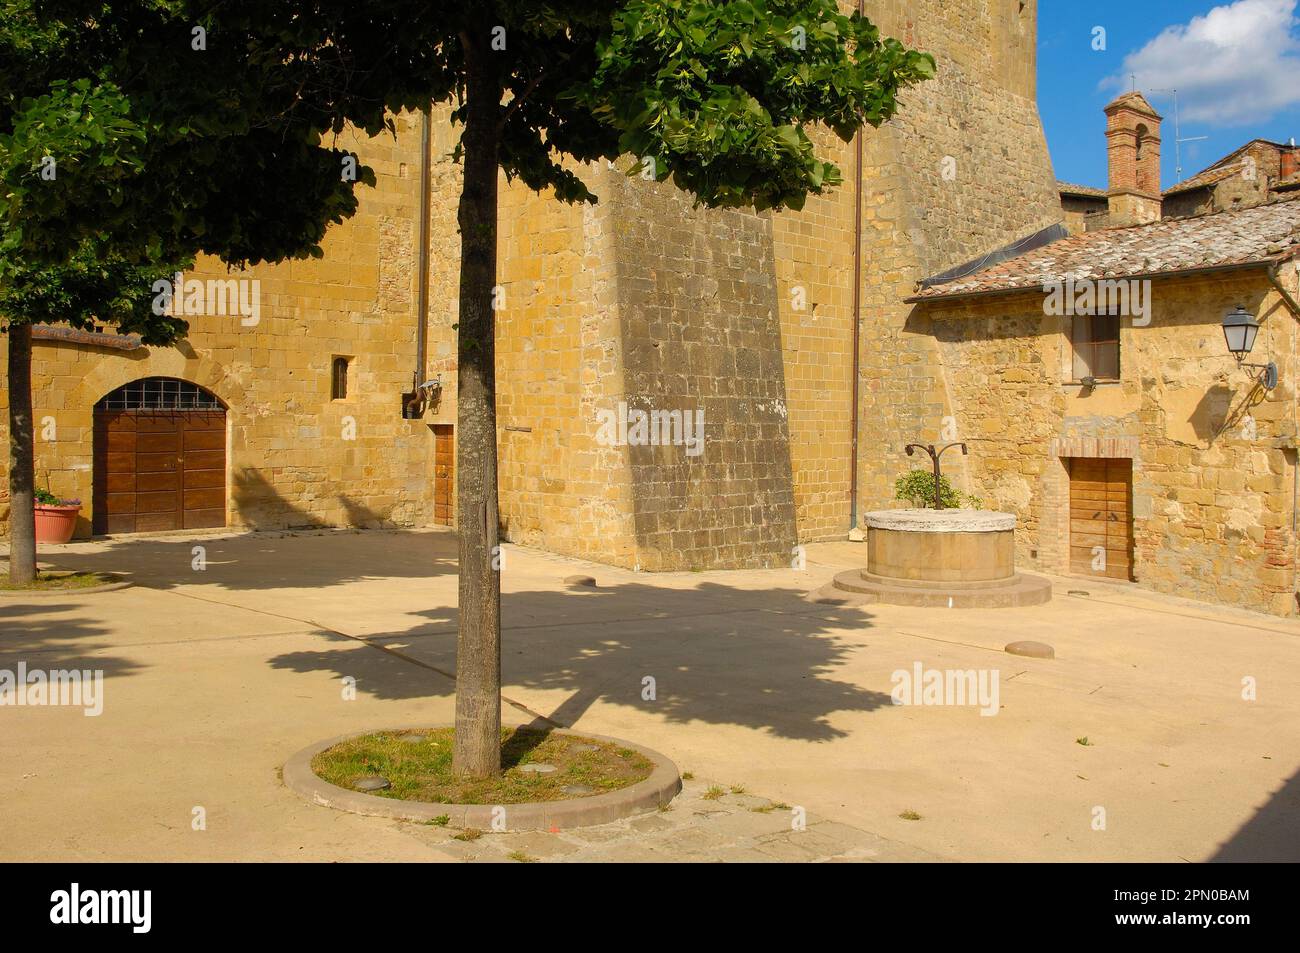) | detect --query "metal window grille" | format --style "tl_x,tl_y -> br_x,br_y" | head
95,377 -> 223,410
331,357 -> 349,400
